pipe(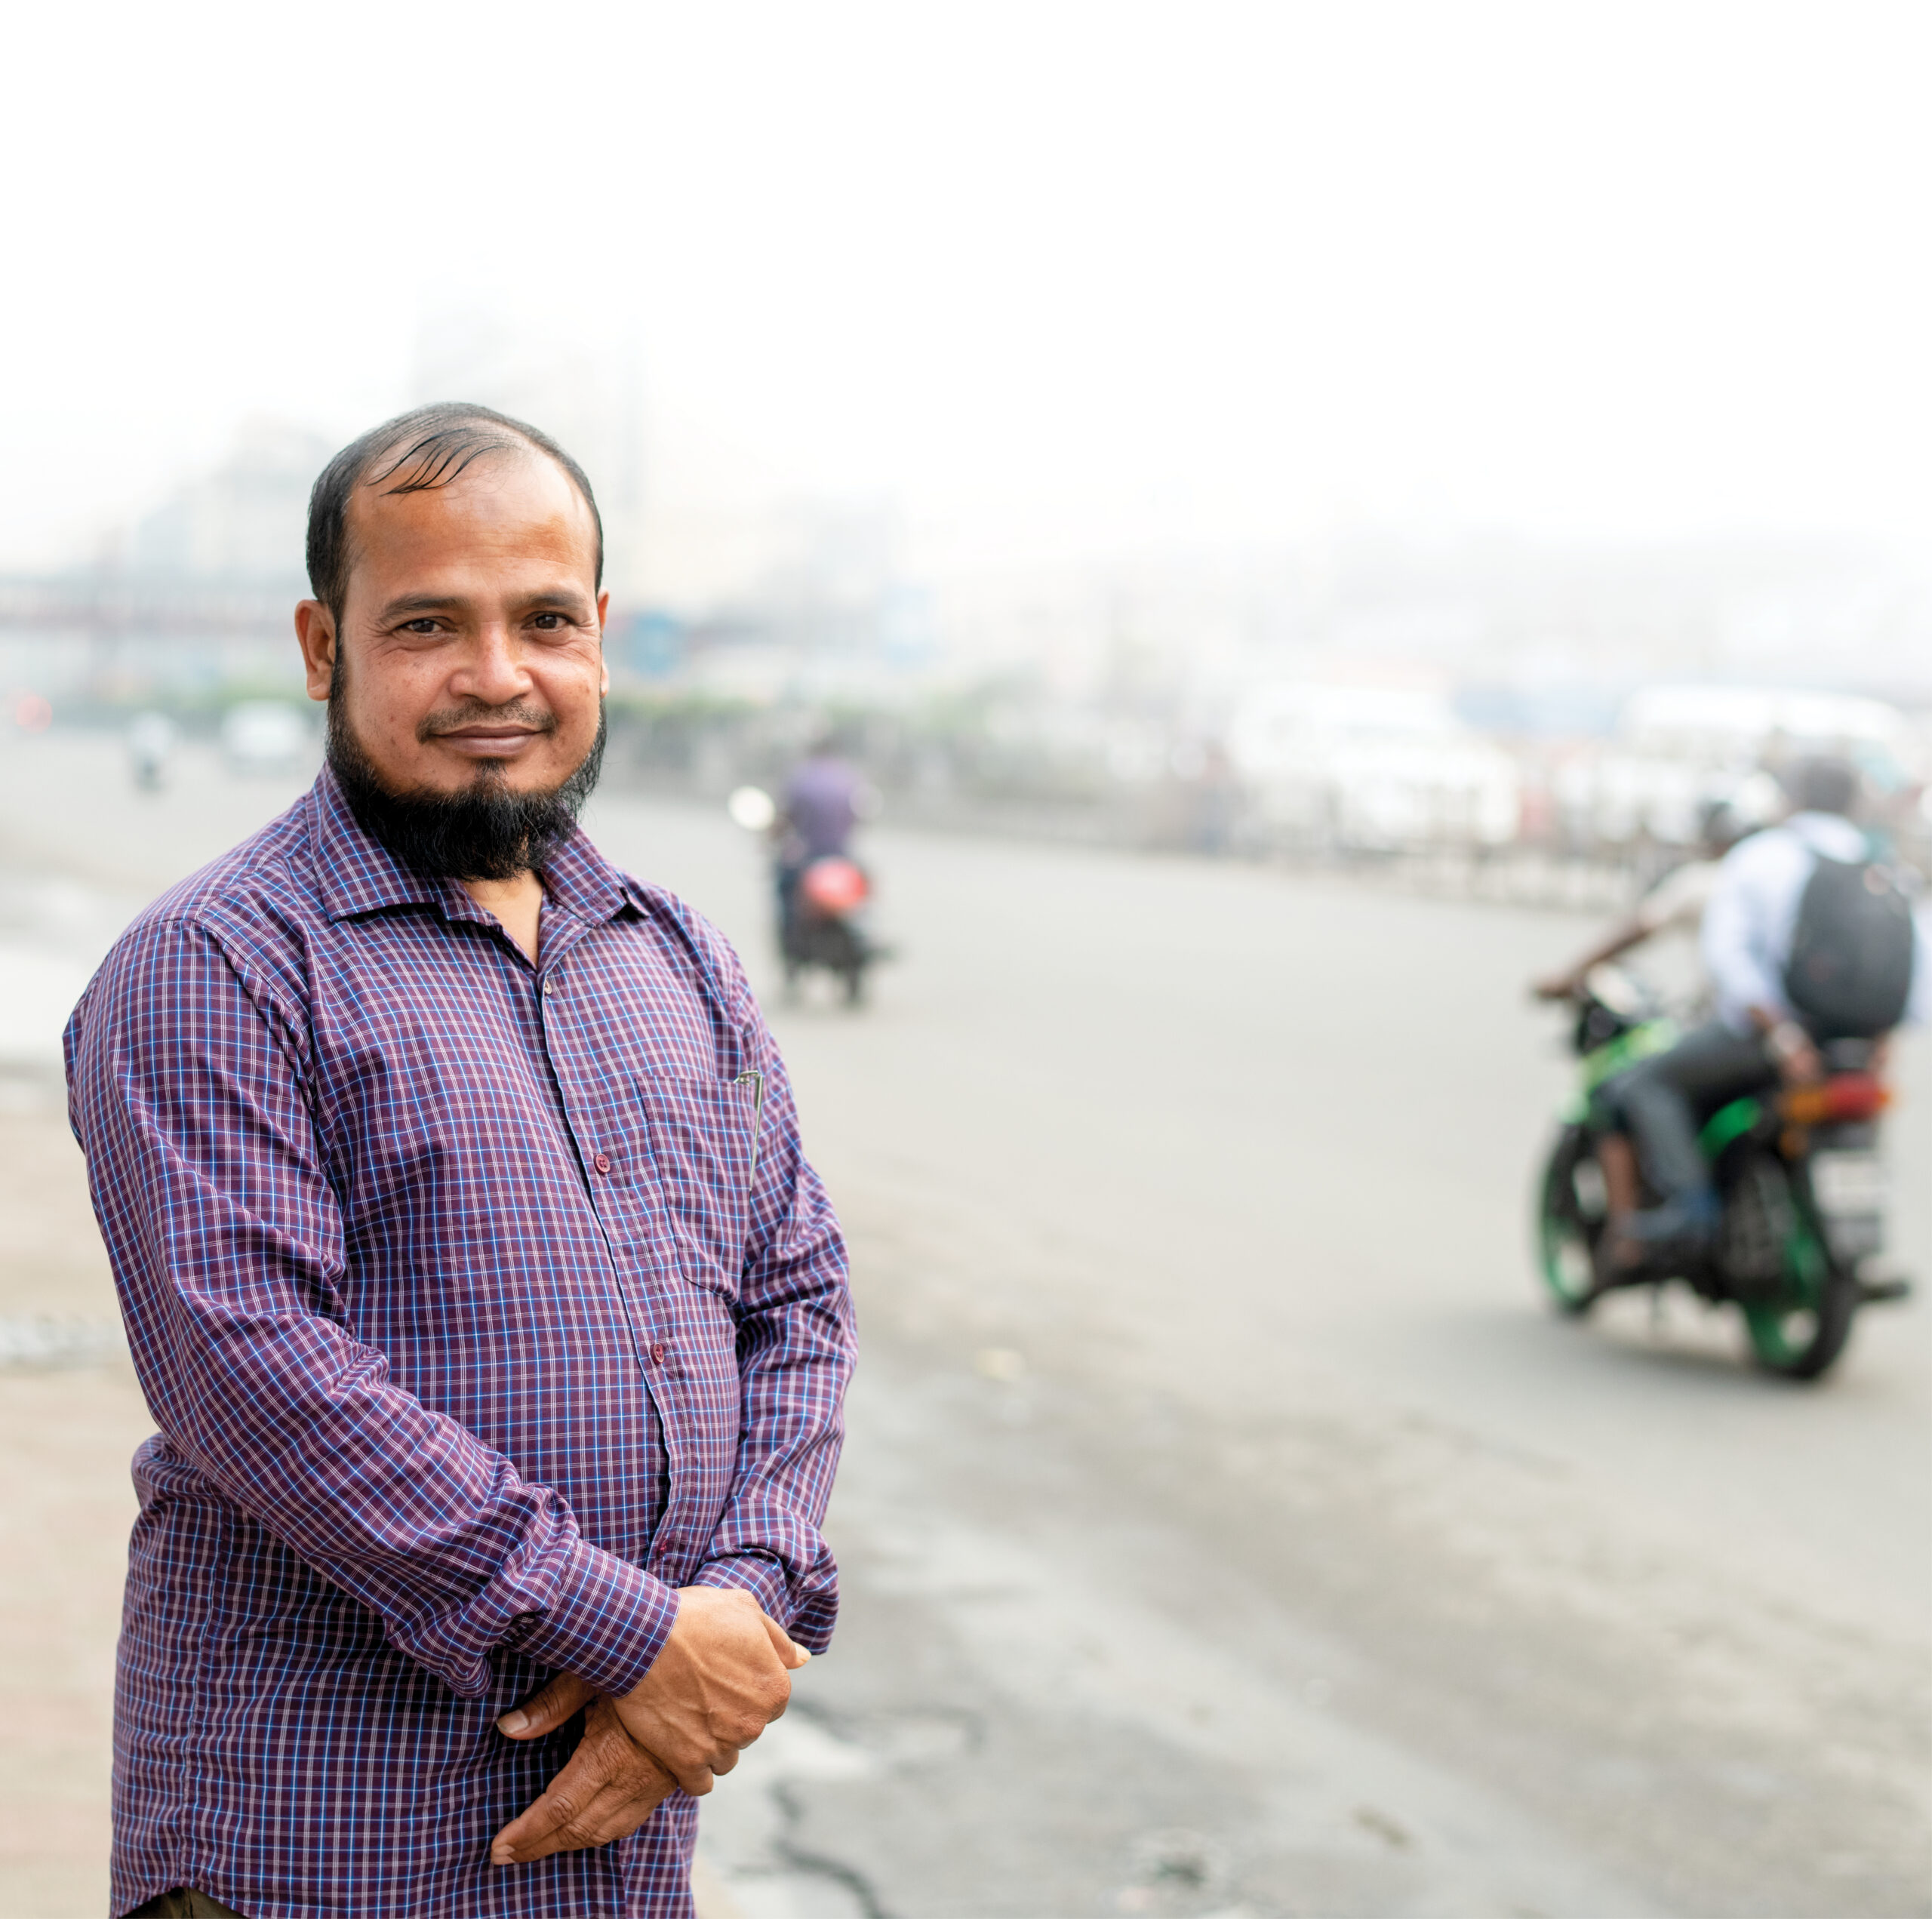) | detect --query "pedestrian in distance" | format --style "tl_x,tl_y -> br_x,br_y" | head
65,404 -> 857,1918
